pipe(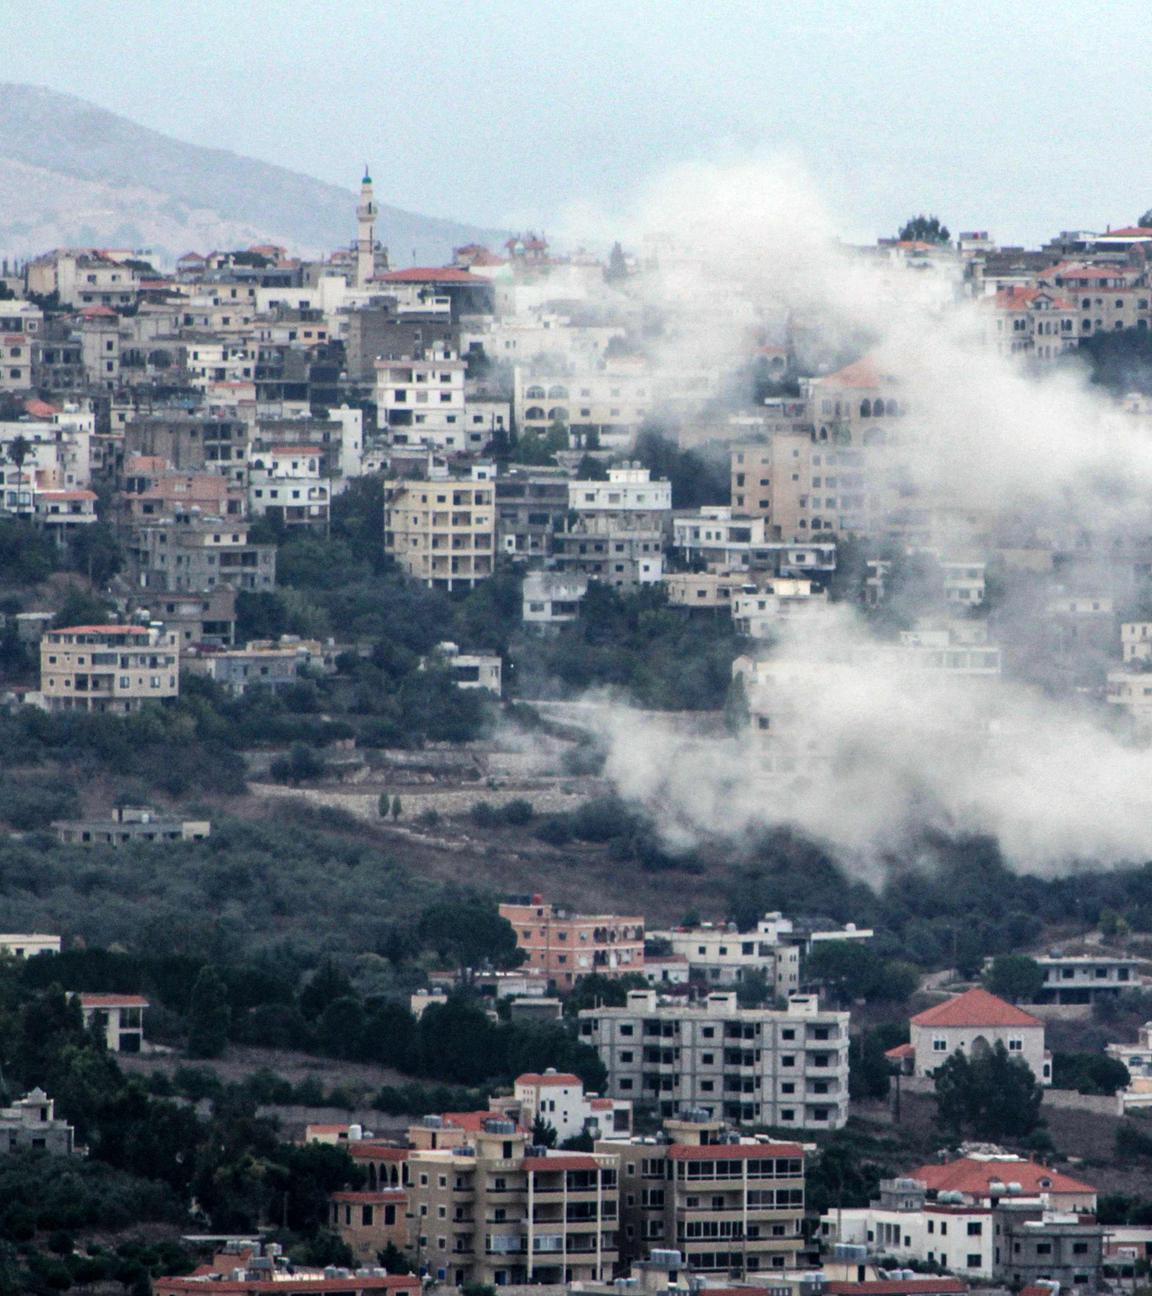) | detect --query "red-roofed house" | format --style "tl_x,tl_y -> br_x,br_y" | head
74,992 -> 148,1052
900,988 -> 1050,1084
909,1153 -> 1095,1210
500,1068 -> 631,1142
